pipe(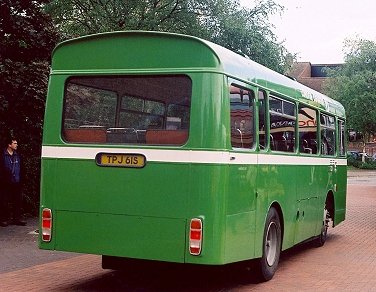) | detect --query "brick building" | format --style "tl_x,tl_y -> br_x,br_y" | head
287,62 -> 342,94
288,62 -> 376,156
